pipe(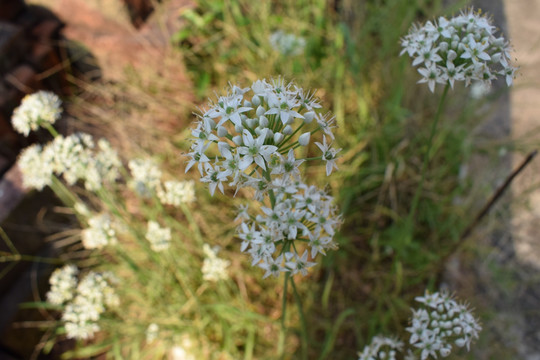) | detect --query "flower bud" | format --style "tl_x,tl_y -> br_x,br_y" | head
273,132 -> 284,143
255,127 -> 262,136
246,118 -> 257,128
251,95 -> 261,106
235,124 -> 244,133
447,49 -> 457,62
303,111 -> 315,123
438,41 -> 449,52
243,100 -> 252,107
283,125 -> 293,135
256,105 -> 265,117
217,126 -> 228,137
298,132 -> 310,146
265,129 -> 274,139
259,116 -> 269,128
